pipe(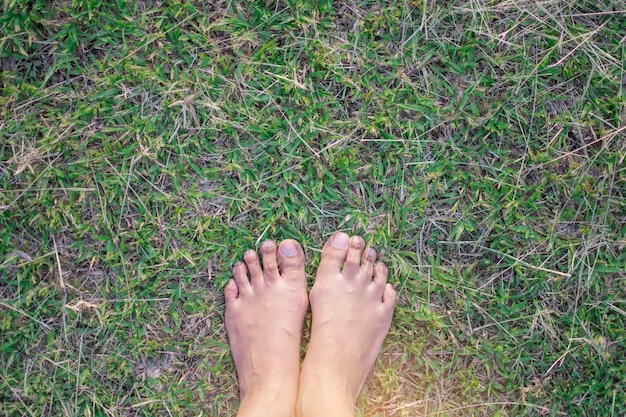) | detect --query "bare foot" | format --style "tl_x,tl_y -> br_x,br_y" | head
225,239 -> 308,417
297,232 -> 396,417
